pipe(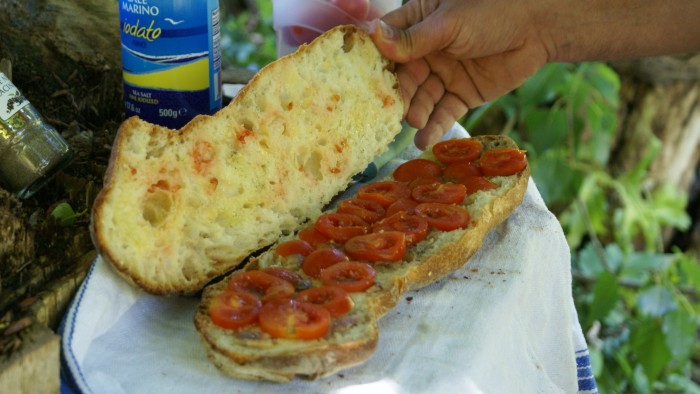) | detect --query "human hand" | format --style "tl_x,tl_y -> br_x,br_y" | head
369,0 -> 551,149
